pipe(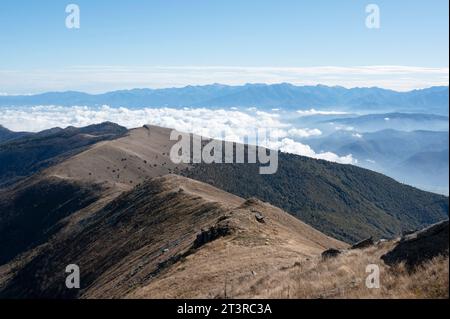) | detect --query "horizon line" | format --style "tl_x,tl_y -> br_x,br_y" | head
1,82 -> 449,97
0,65 -> 448,95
